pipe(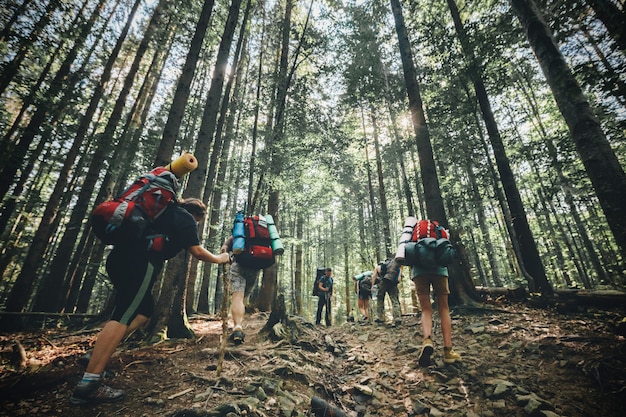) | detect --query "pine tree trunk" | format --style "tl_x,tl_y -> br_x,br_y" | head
585,0 -> 626,53
0,0 -> 109,325
155,0 -> 216,167
0,0 -> 58,96
447,0 -> 552,295
510,0 -> 626,261
371,109 -> 393,258
294,213 -> 303,315
390,0 -> 479,305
